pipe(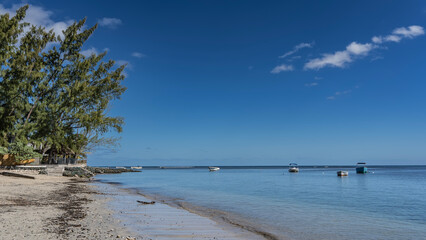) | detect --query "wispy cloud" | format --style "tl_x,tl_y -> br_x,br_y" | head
131,52 -> 146,58
80,47 -> 98,57
81,47 -> 112,57
327,86 -> 359,100
270,64 -> 294,74
304,42 -> 375,70
305,82 -> 318,87
98,17 -> 122,29
116,60 -> 130,68
326,90 -> 351,100
335,90 -> 352,96
115,60 -> 131,76
279,42 -> 314,59
287,55 -> 302,62
305,25 -> 424,70
0,4 -> 73,38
